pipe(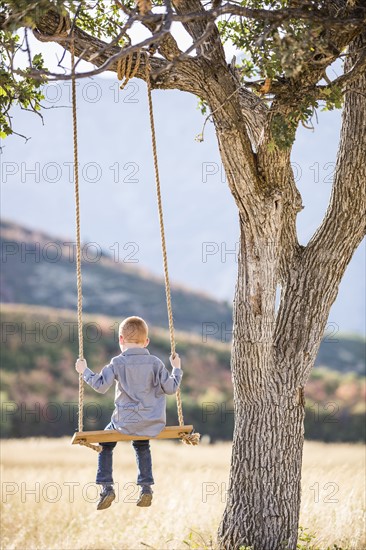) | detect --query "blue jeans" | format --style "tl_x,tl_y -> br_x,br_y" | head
96,423 -> 154,488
